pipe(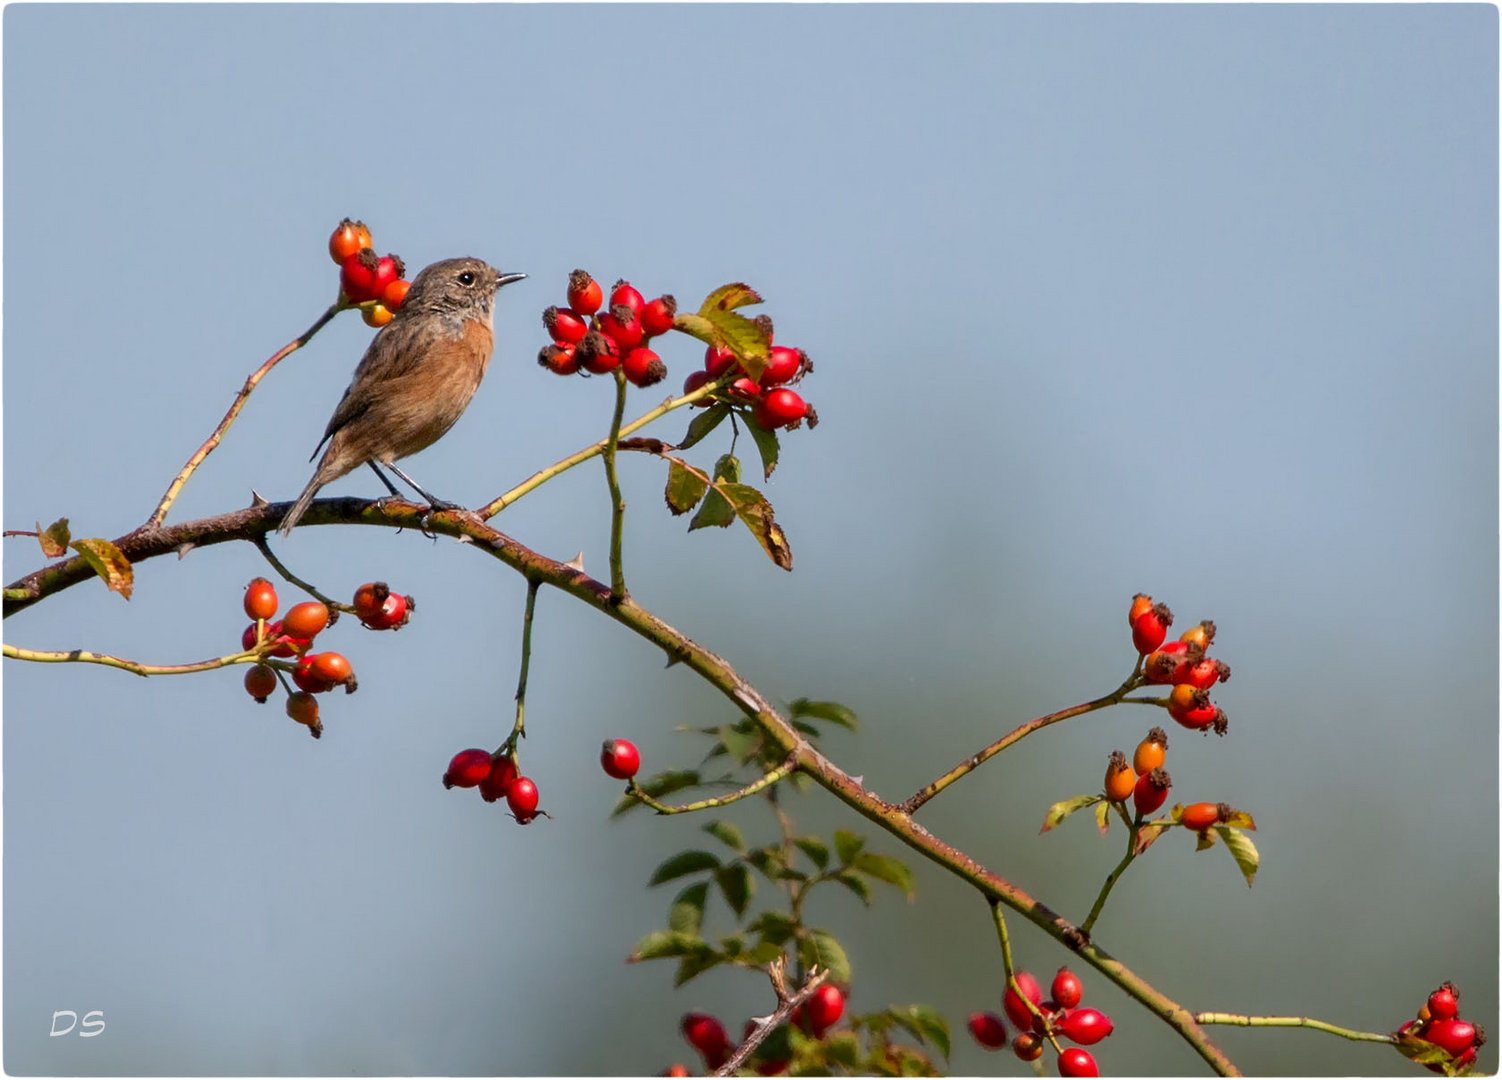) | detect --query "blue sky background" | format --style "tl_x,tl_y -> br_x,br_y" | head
3,4 -> 1496,1076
